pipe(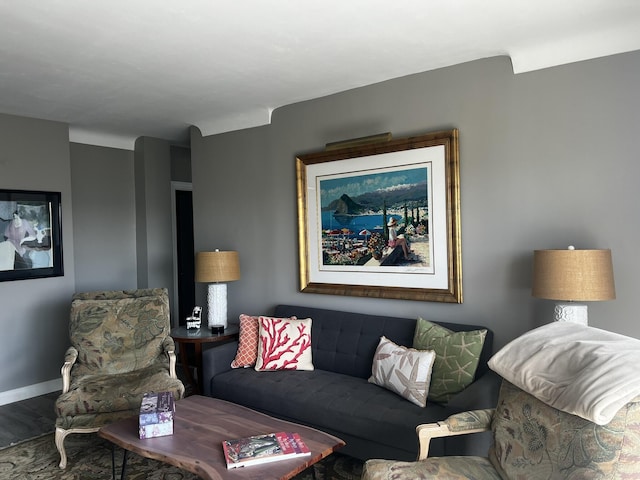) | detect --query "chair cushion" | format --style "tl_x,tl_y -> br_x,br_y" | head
488,380 -> 640,479
55,363 -> 184,429
362,457 -> 501,480
69,295 -> 170,375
